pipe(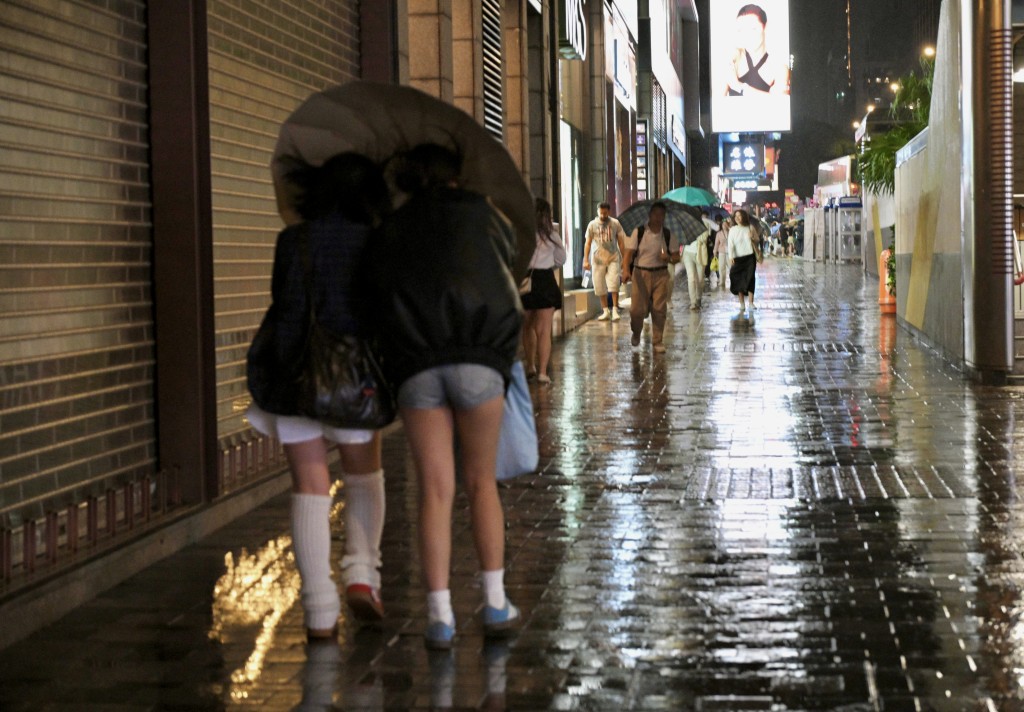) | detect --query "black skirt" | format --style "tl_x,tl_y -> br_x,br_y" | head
520,267 -> 563,310
729,253 -> 757,295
